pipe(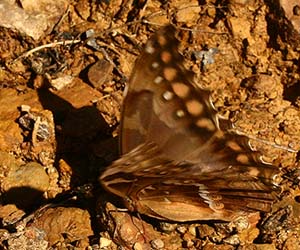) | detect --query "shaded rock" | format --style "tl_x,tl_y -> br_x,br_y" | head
31,206 -> 93,247
0,204 -> 25,226
88,59 -> 113,90
1,160 -> 49,208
